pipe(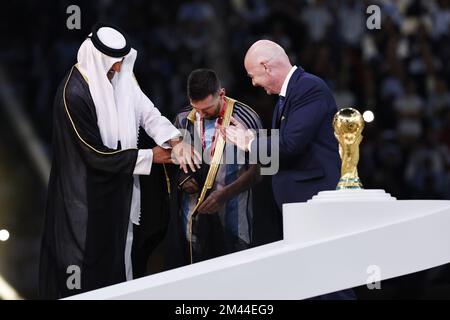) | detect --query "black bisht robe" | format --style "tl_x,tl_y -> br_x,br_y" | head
39,66 -> 169,299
